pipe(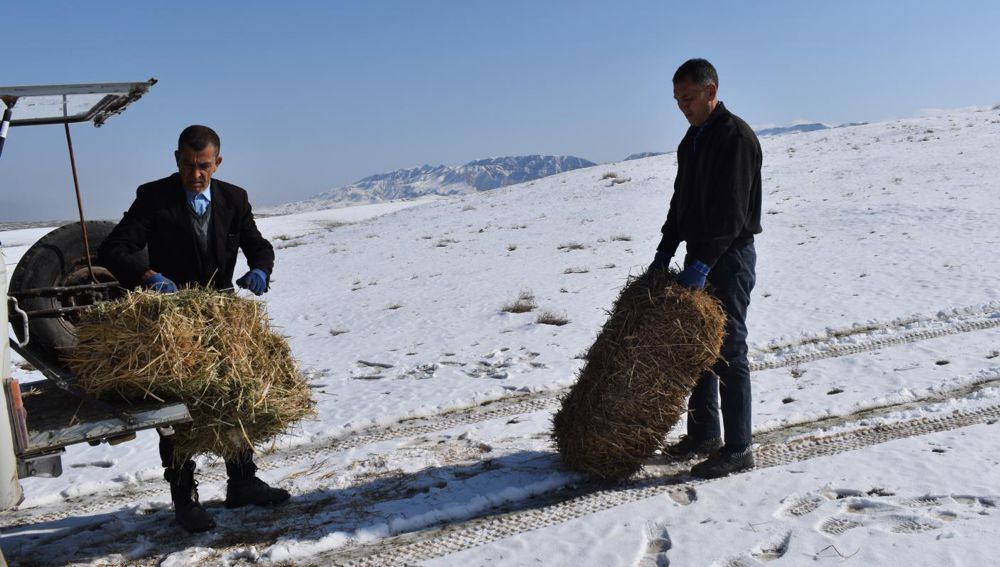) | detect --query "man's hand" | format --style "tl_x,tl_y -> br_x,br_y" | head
236,269 -> 269,296
145,273 -> 178,293
677,261 -> 710,289
649,251 -> 672,272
